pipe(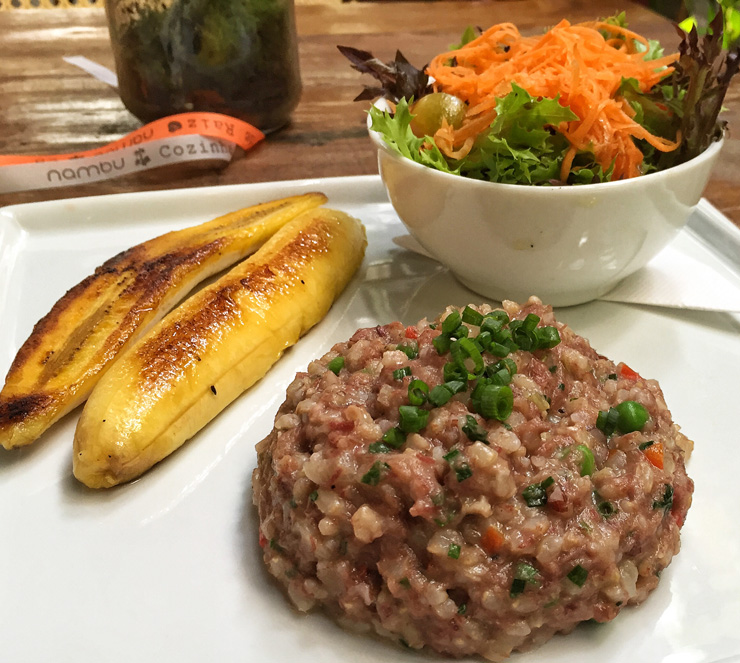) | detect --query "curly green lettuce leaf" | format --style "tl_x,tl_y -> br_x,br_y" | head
369,99 -> 459,174
370,85 -> 613,185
